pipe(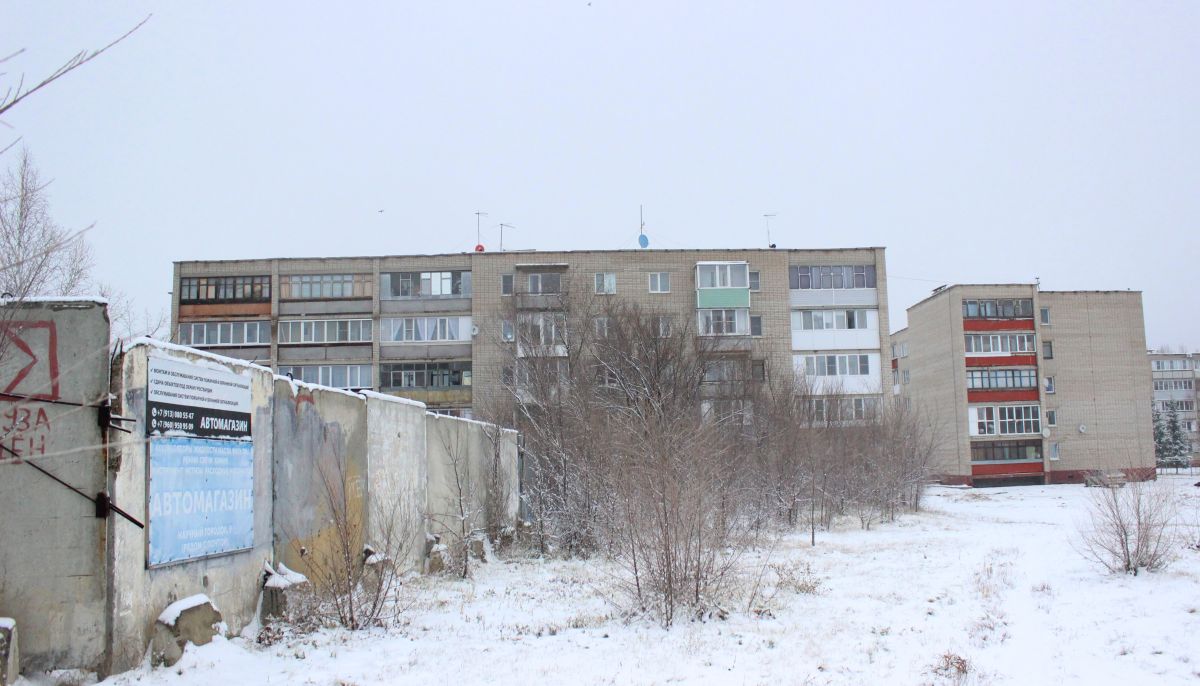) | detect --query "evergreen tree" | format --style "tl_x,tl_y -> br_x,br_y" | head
1153,407 -> 1169,465
1164,404 -> 1190,467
